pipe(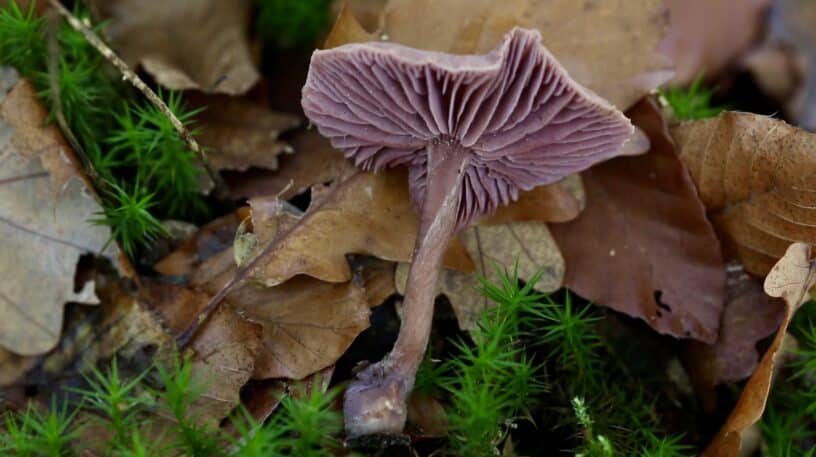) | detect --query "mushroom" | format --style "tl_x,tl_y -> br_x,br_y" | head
302,27 -> 634,437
